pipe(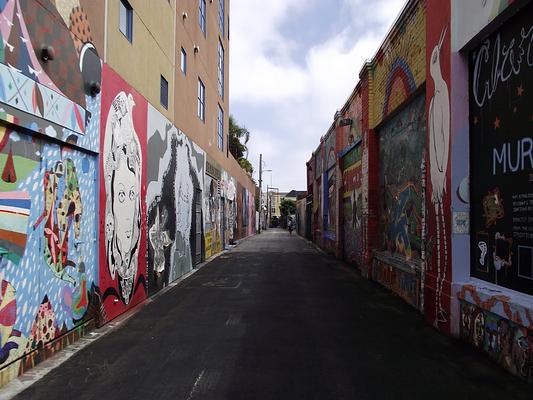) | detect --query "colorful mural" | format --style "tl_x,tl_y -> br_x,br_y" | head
342,145 -> 363,266
460,300 -> 533,381
469,6 -> 533,295
0,0 -> 102,151
246,188 -> 255,237
341,91 -> 362,149
379,95 -> 425,260
373,256 -> 420,308
0,0 -> 101,377
323,169 -> 336,242
371,0 -> 426,127
99,65 -> 146,321
204,159 -> 221,259
0,128 -> 98,371
146,105 -> 204,294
